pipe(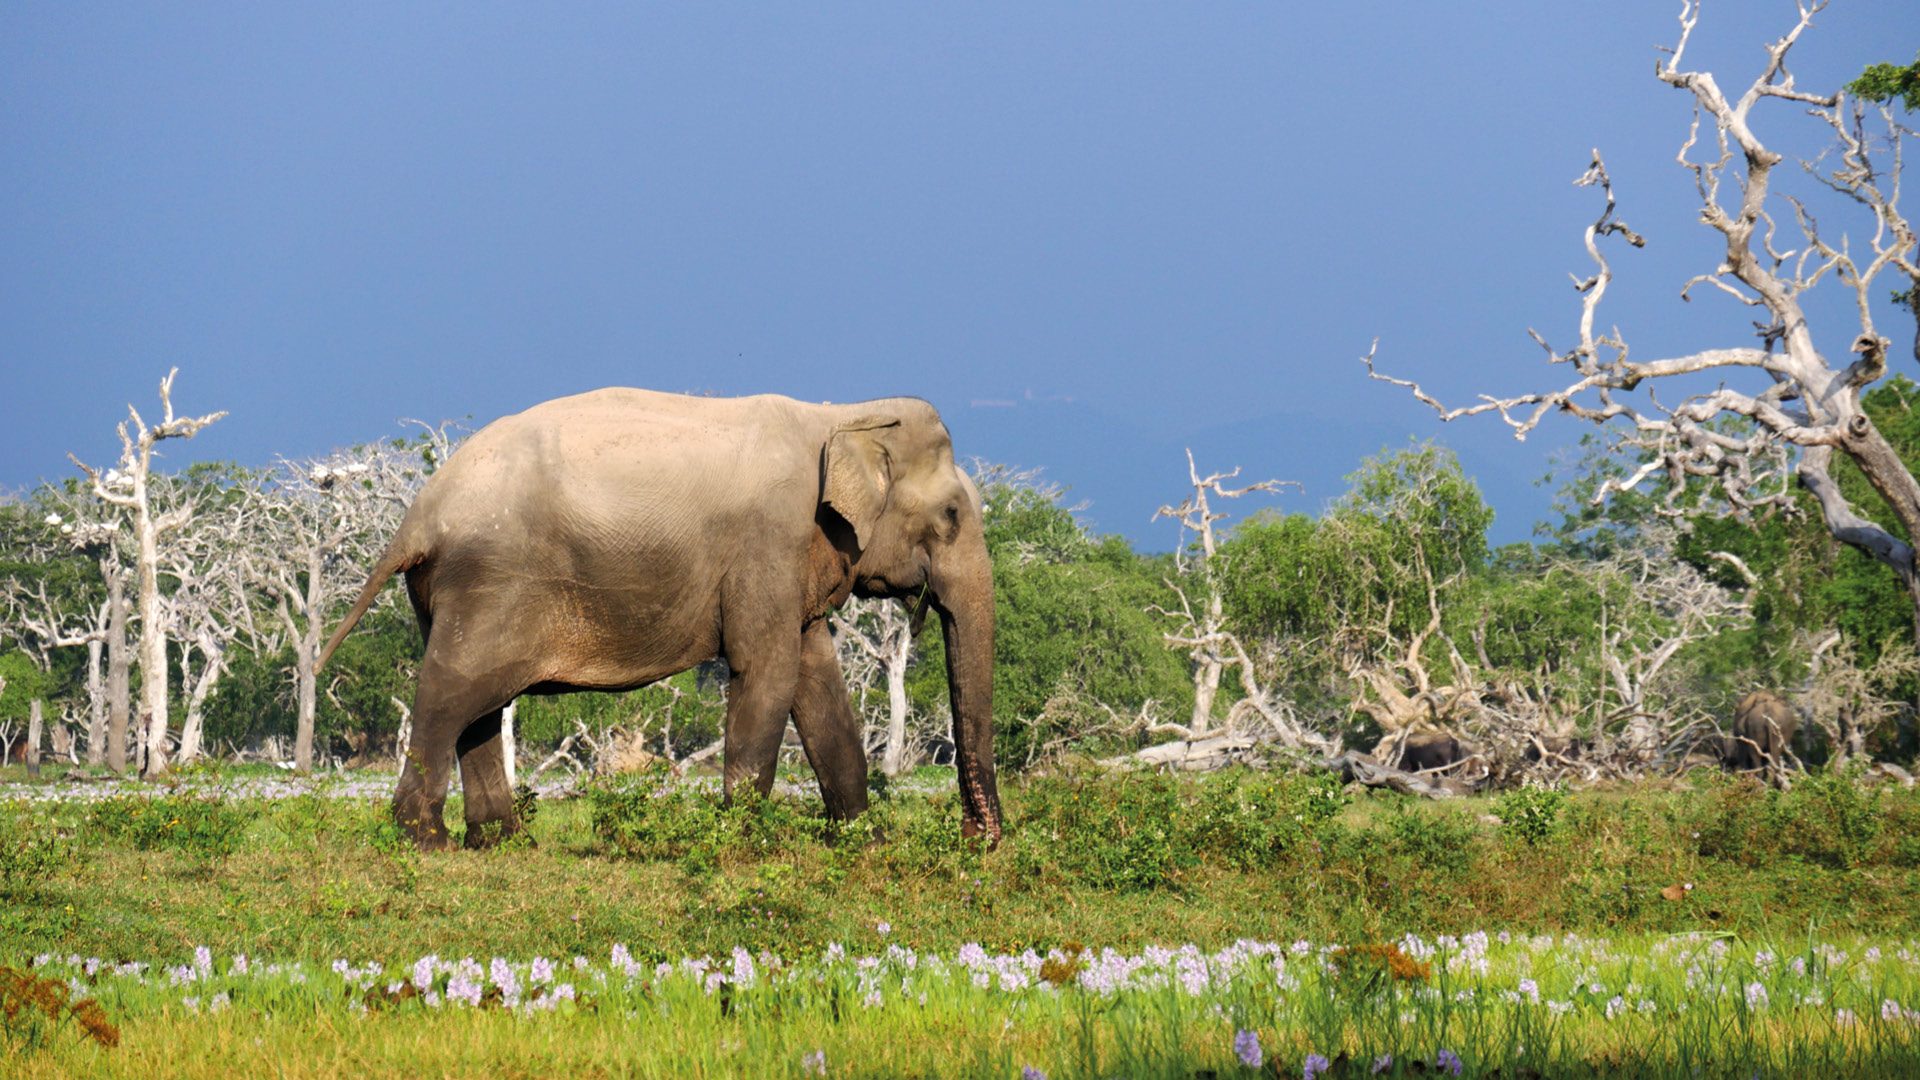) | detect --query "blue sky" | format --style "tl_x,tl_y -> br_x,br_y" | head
3,3 -> 1913,548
